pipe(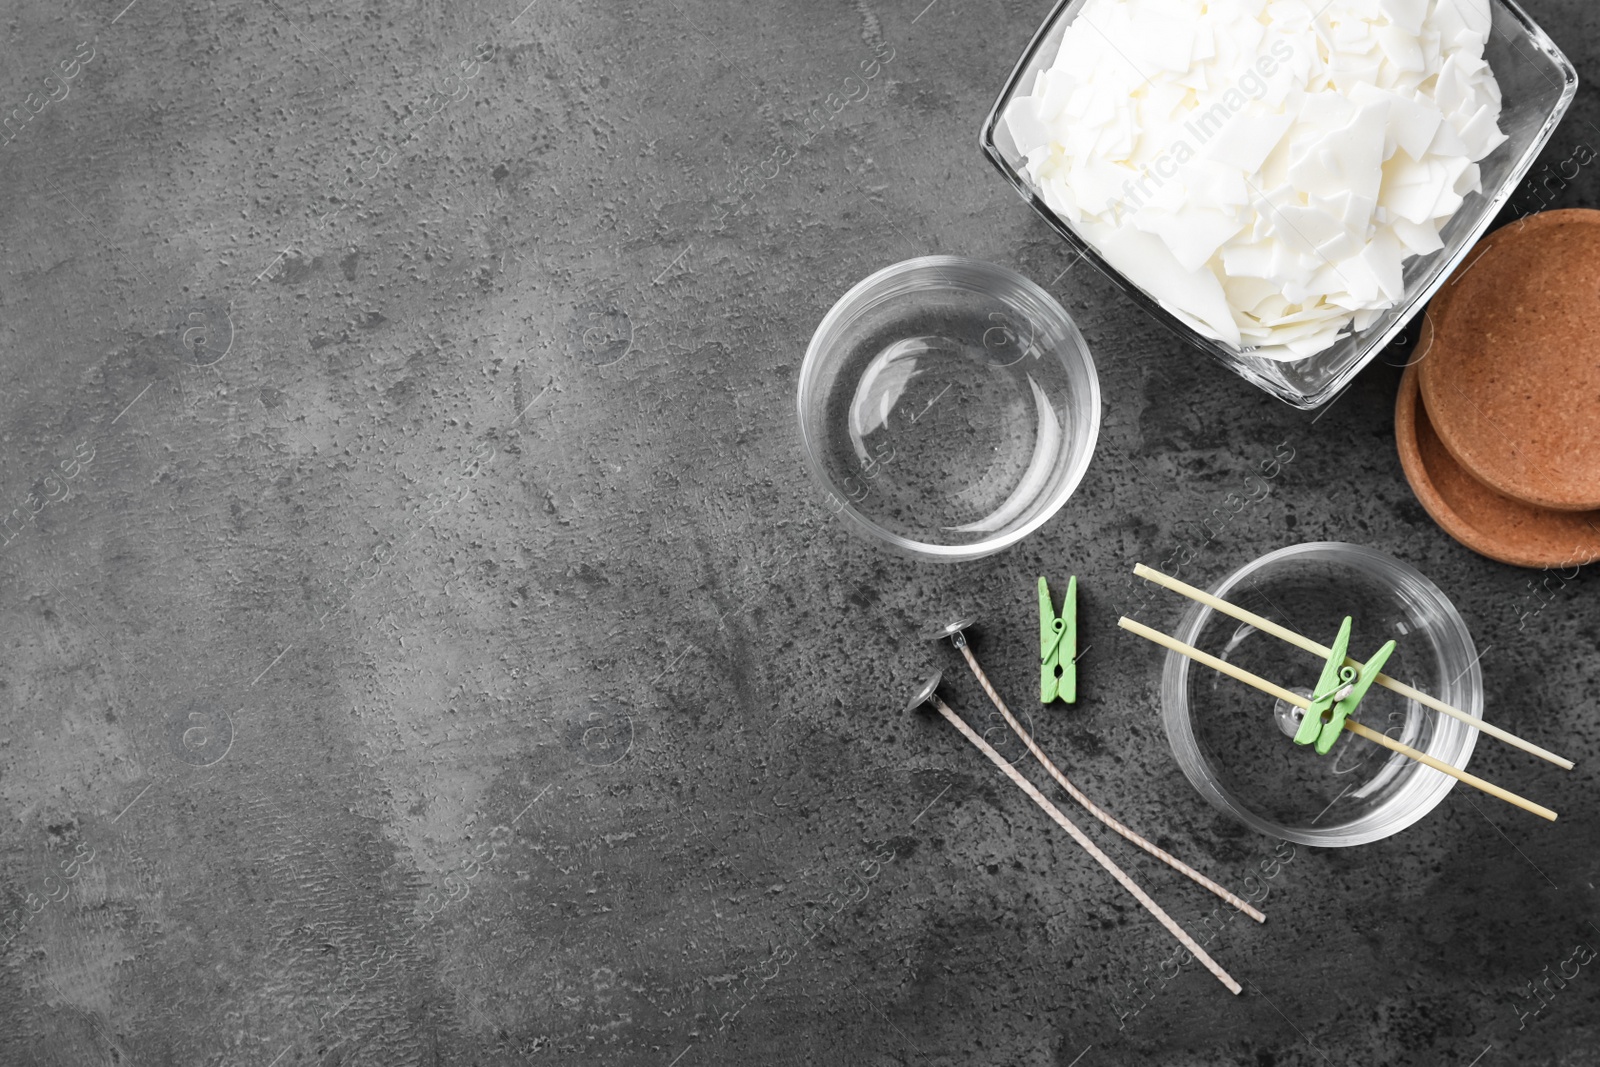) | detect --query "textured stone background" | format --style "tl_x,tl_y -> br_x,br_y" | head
1,1 -> 1597,1065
